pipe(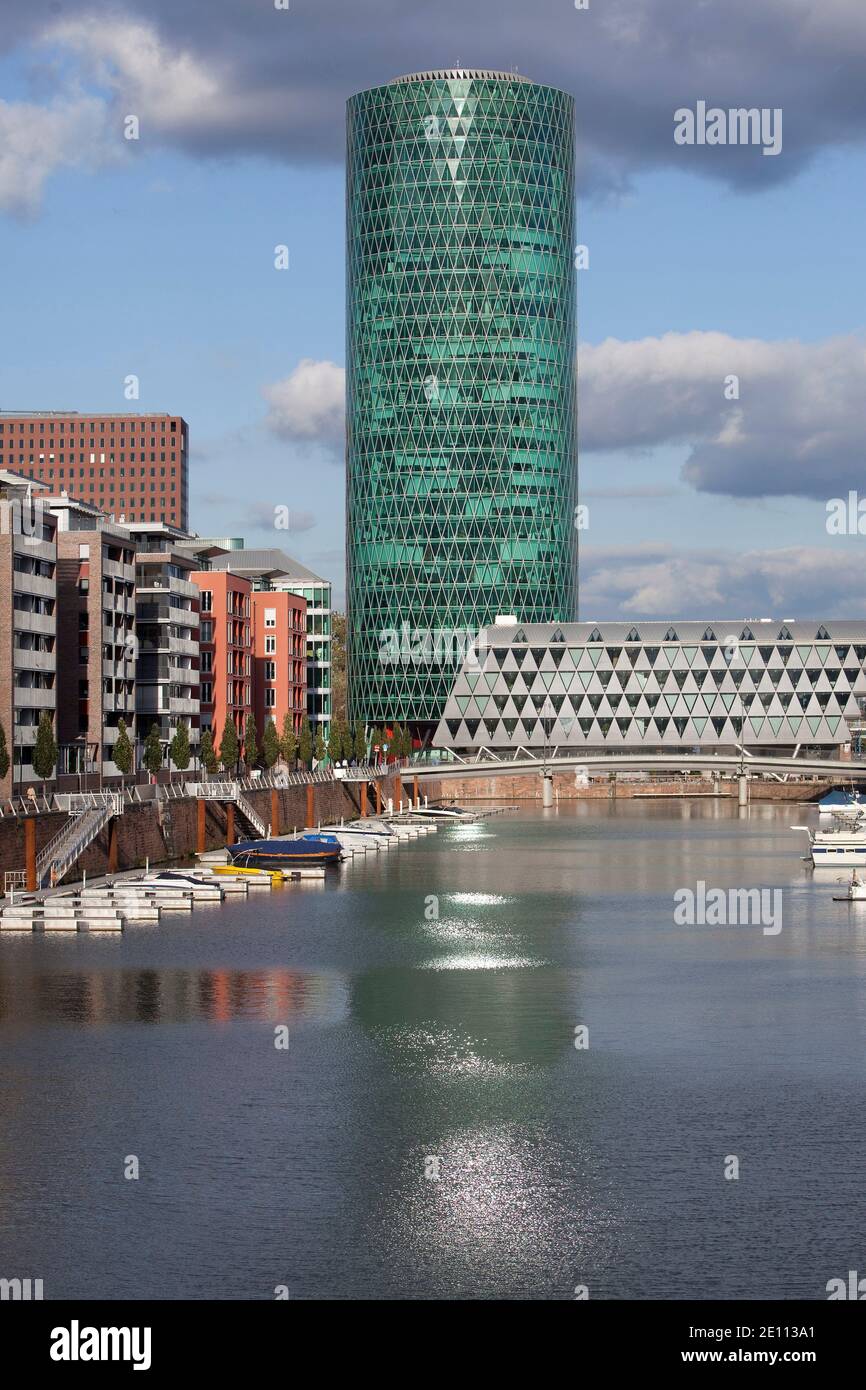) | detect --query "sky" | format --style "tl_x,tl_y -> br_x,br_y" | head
1,0 -> 866,615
